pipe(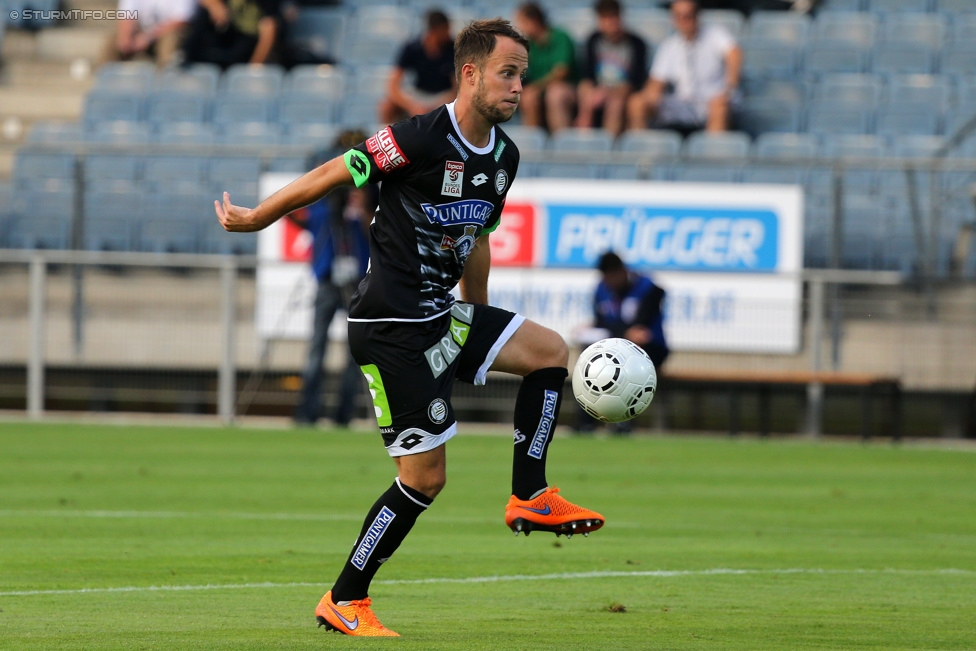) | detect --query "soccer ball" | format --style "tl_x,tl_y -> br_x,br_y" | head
572,338 -> 657,423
